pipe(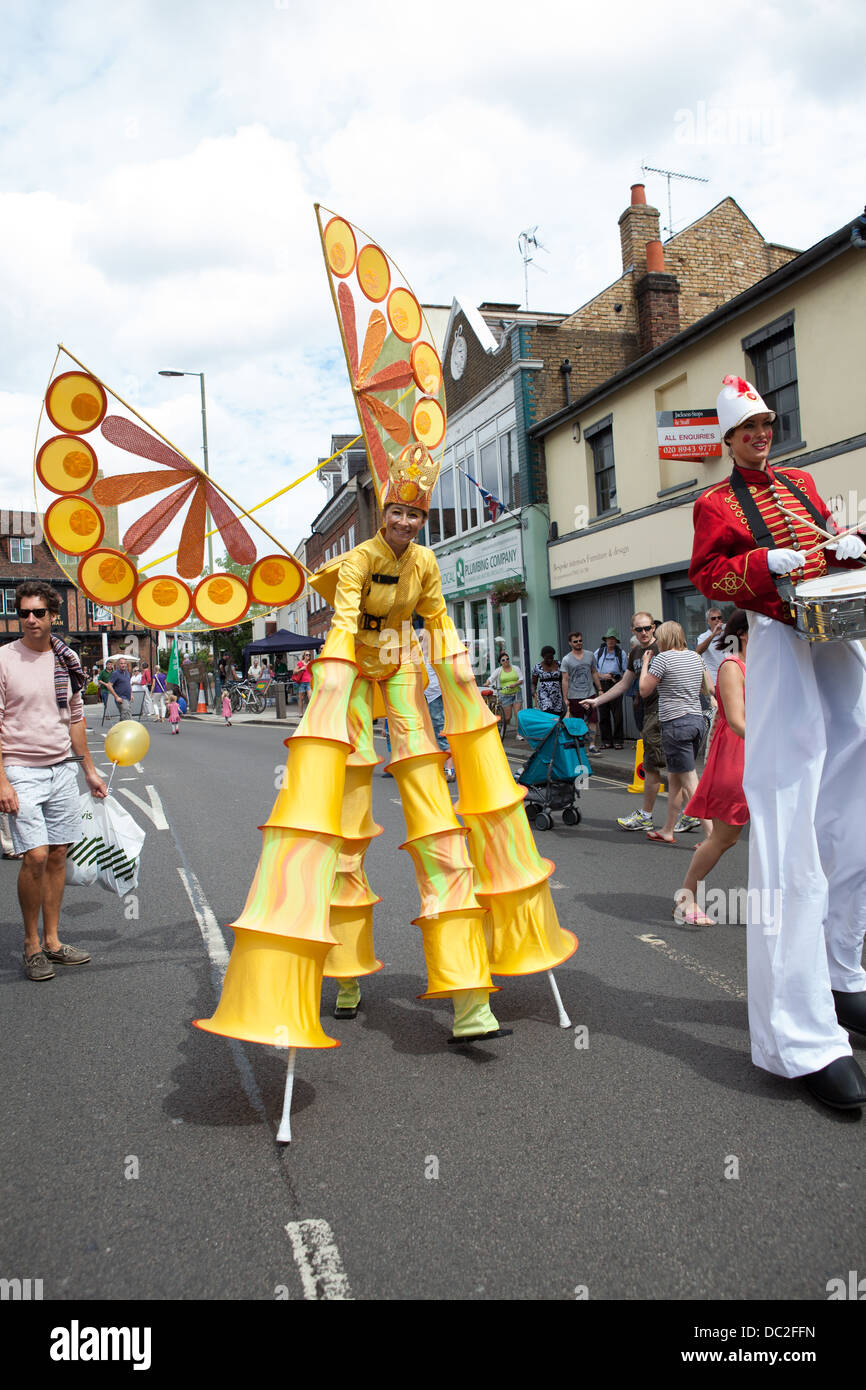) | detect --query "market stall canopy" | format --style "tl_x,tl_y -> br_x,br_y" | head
242,630 -> 324,661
